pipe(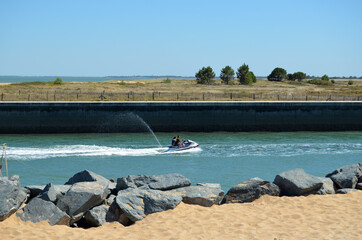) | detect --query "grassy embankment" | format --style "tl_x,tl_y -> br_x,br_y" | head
0,78 -> 361,101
